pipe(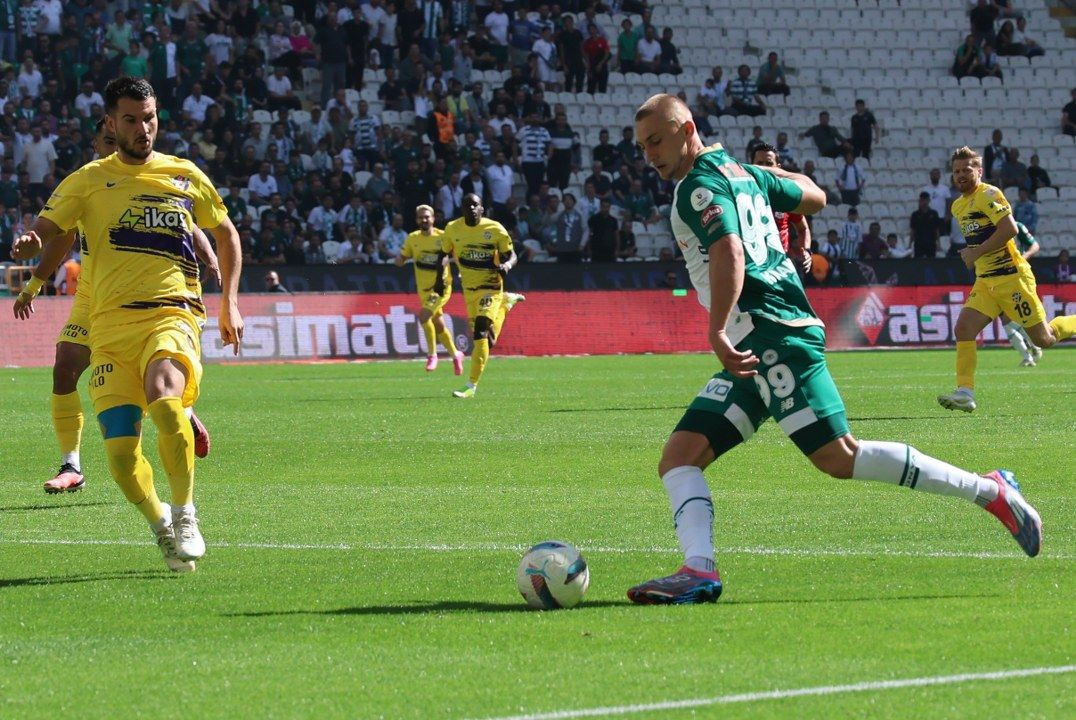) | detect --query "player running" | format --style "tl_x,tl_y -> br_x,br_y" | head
626,95 -> 1042,605
394,204 -> 465,374
437,193 -> 524,398
12,118 -> 218,495
1000,221 -> 1043,367
12,77 -> 243,572
937,146 -> 1075,412
751,142 -> 812,271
